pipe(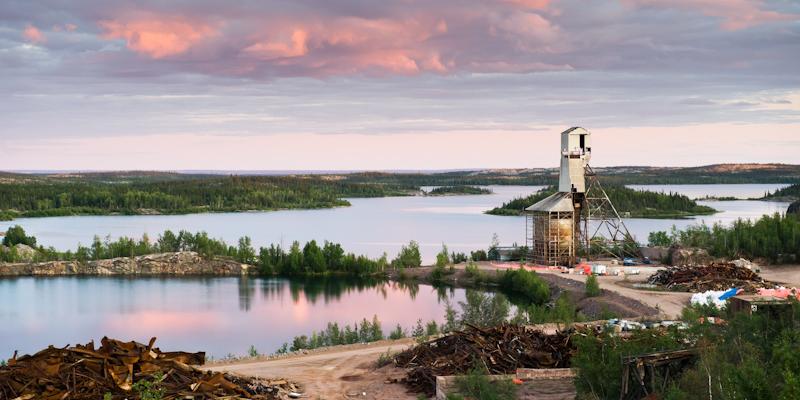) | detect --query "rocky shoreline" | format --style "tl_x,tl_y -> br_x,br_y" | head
0,251 -> 253,276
